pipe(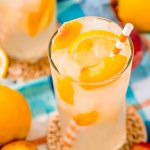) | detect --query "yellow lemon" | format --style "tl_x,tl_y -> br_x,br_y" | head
0,48 -> 9,78
0,85 -> 31,145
